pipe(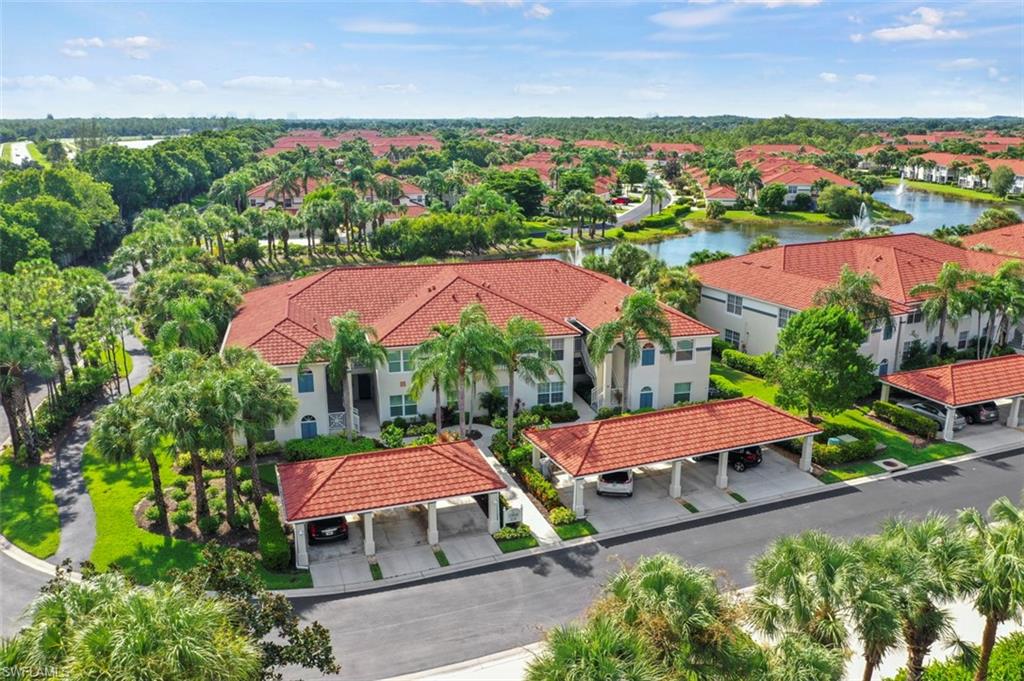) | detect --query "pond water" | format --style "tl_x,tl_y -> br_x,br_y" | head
549,184 -> 1022,267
